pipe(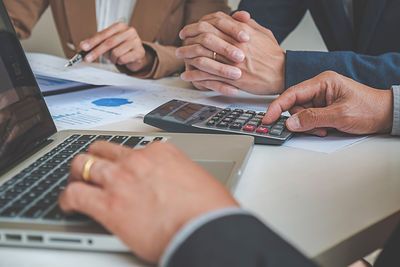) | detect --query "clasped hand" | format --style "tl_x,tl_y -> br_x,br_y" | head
176,11 -> 286,96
